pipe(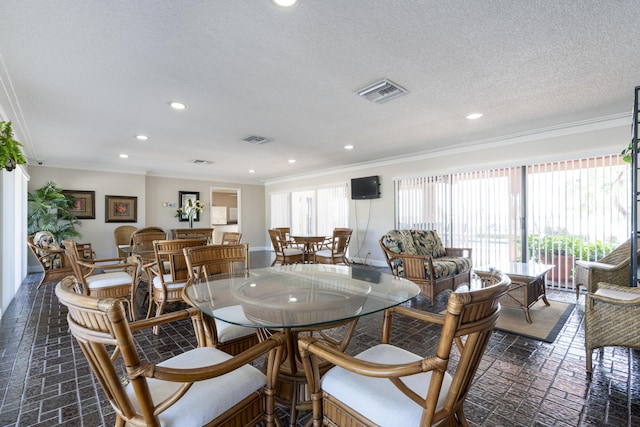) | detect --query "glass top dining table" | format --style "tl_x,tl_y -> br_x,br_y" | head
183,264 -> 420,329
